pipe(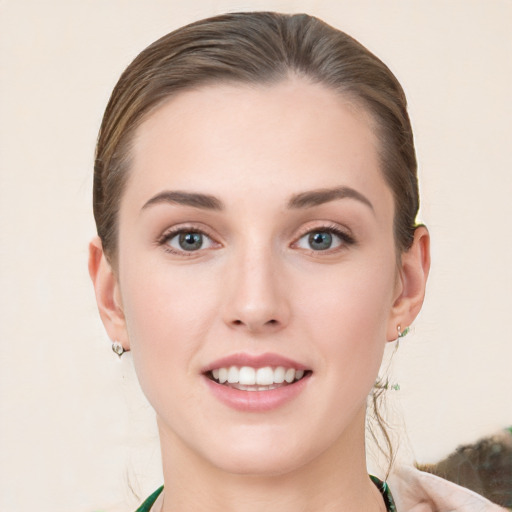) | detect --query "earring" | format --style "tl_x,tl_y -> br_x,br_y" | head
112,341 -> 125,358
397,325 -> 410,339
